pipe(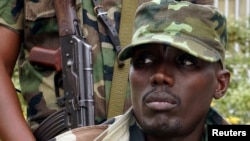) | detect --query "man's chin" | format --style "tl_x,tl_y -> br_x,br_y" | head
141,120 -> 182,138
